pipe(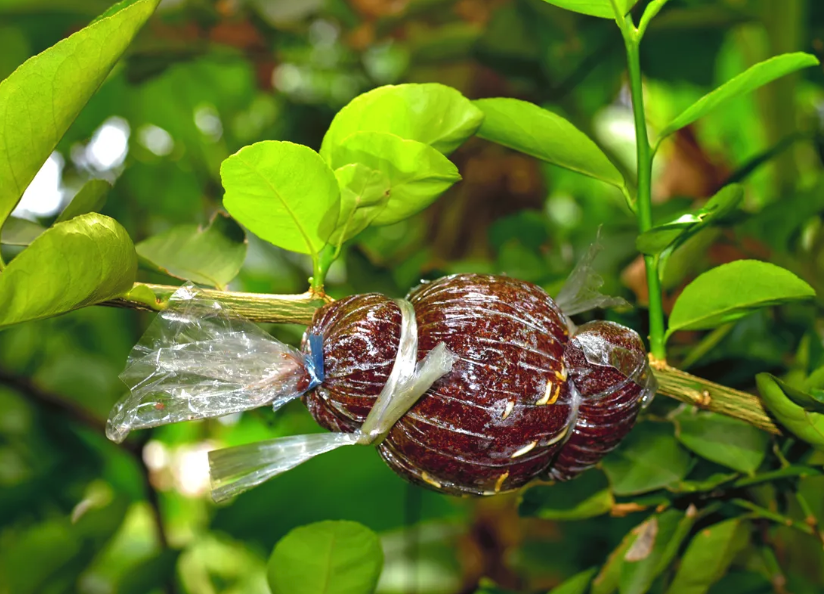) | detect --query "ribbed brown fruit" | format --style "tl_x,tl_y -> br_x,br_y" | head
548,321 -> 651,481
303,274 -> 577,495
